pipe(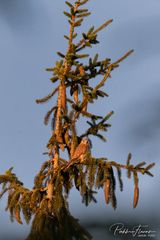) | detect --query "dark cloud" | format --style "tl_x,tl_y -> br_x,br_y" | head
123,86 -> 160,148
0,0 -> 34,31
